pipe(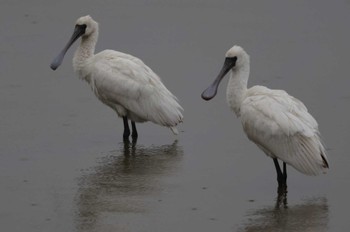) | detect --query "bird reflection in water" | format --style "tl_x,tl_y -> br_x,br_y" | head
239,197 -> 328,232
74,139 -> 183,232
